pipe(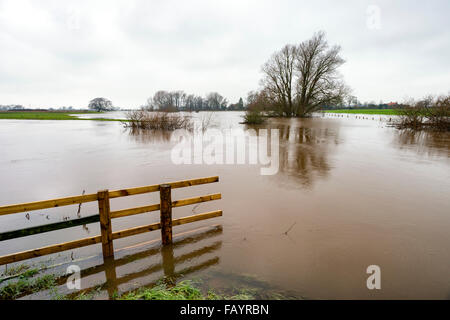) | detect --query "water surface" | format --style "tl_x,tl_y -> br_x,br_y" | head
0,112 -> 449,299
